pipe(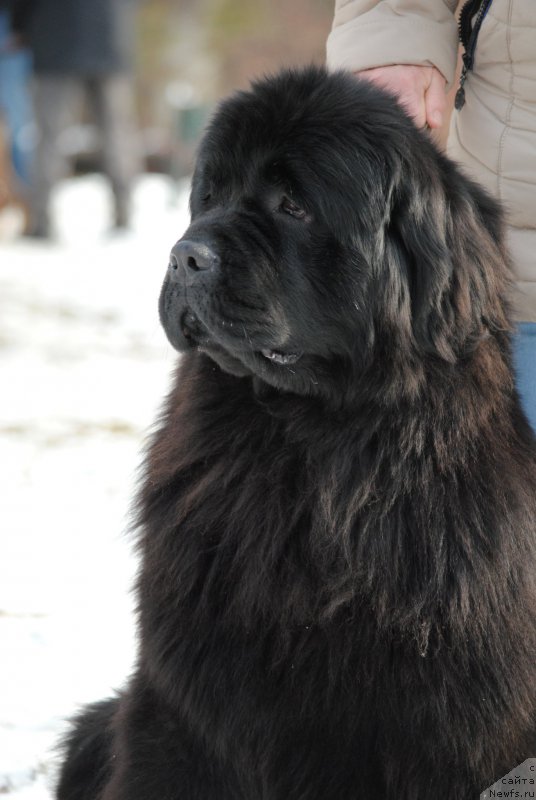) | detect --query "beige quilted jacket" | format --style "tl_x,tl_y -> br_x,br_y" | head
326,0 -> 536,322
